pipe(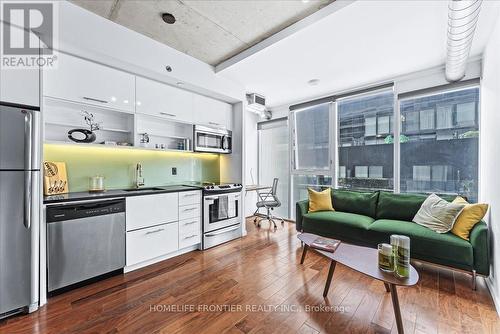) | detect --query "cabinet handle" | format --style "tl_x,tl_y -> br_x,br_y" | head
145,228 -> 164,235
183,221 -> 197,225
160,112 -> 176,117
183,193 -> 198,197
82,96 -> 108,104
183,207 -> 197,211
184,234 -> 198,239
208,122 -> 220,126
